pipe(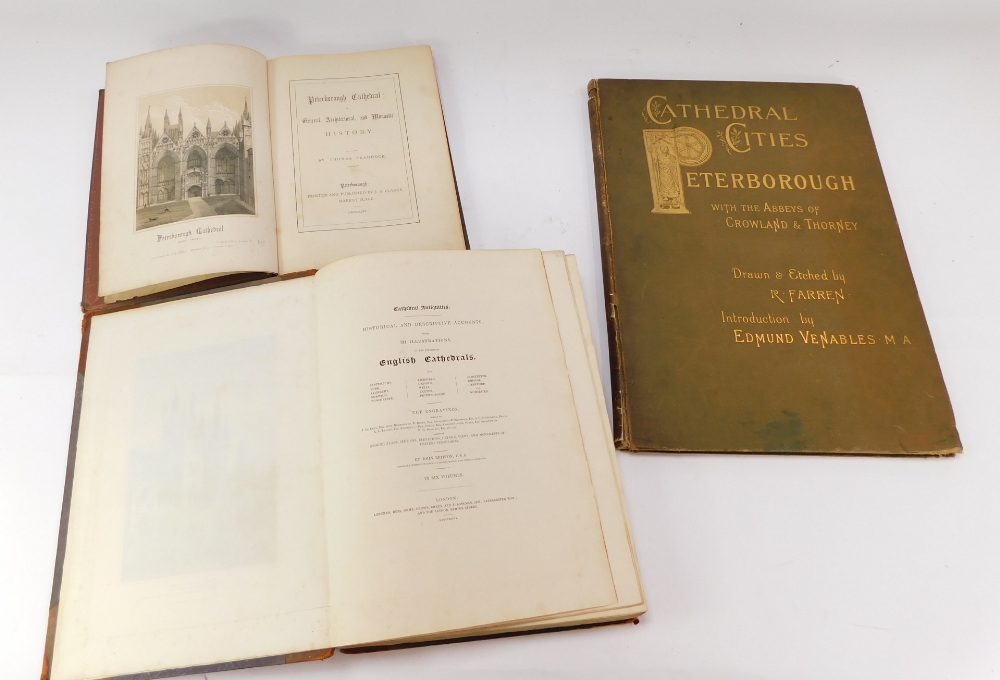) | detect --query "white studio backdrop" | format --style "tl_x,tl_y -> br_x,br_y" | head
1,1 -> 999,678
